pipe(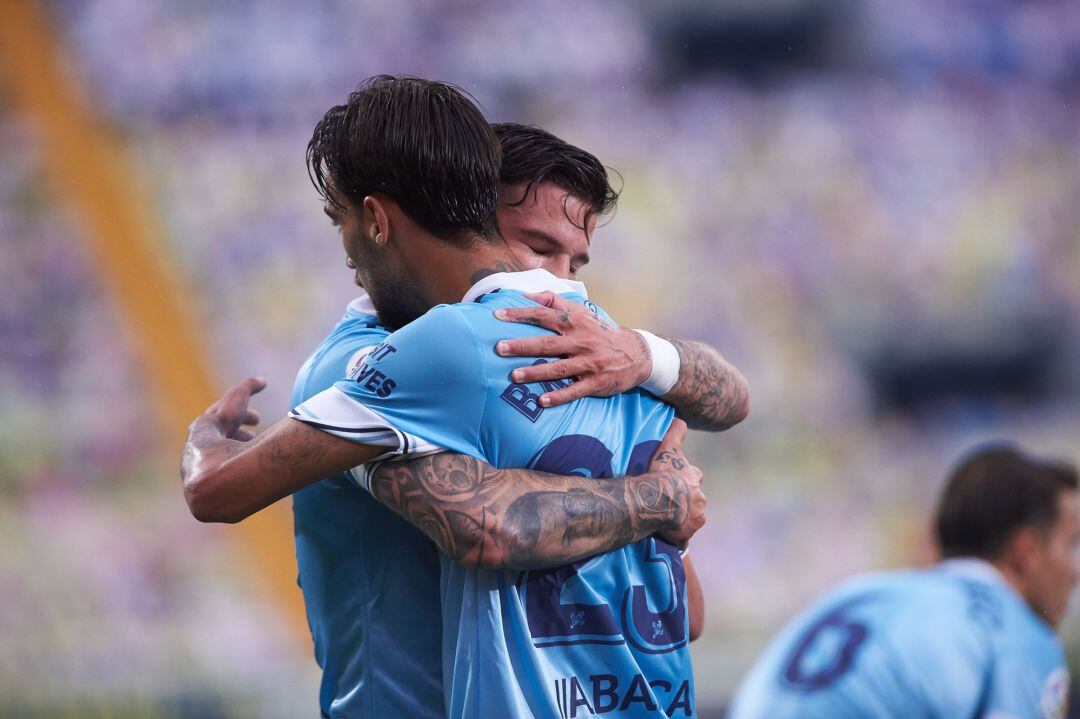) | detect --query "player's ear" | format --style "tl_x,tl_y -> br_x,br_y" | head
1007,526 -> 1044,577
362,195 -> 392,248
